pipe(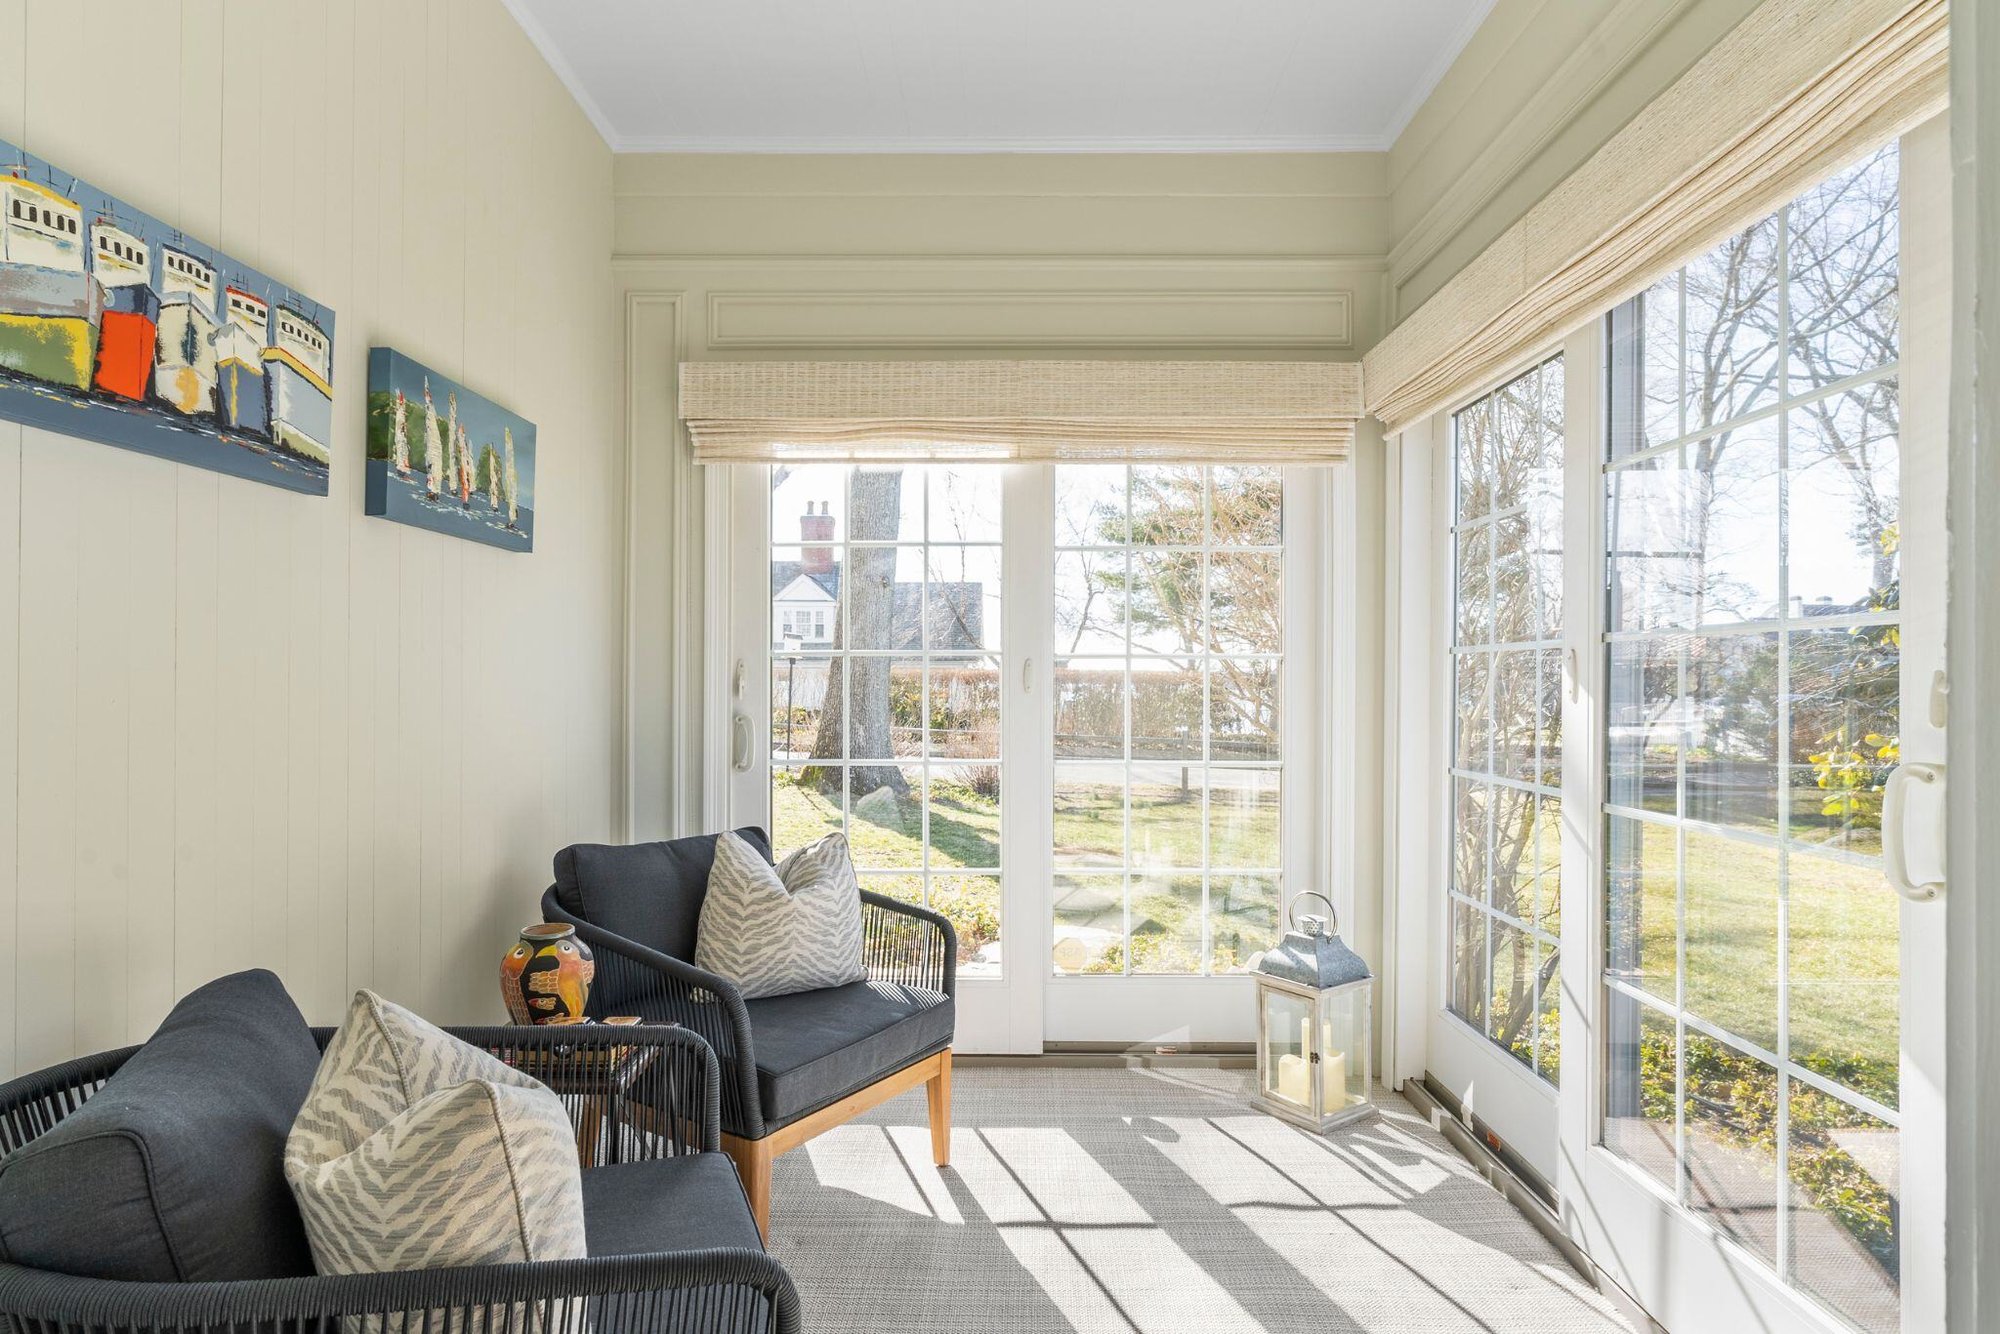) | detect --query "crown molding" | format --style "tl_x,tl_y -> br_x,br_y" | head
1378,0 -> 1504,149
499,0 -> 619,149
